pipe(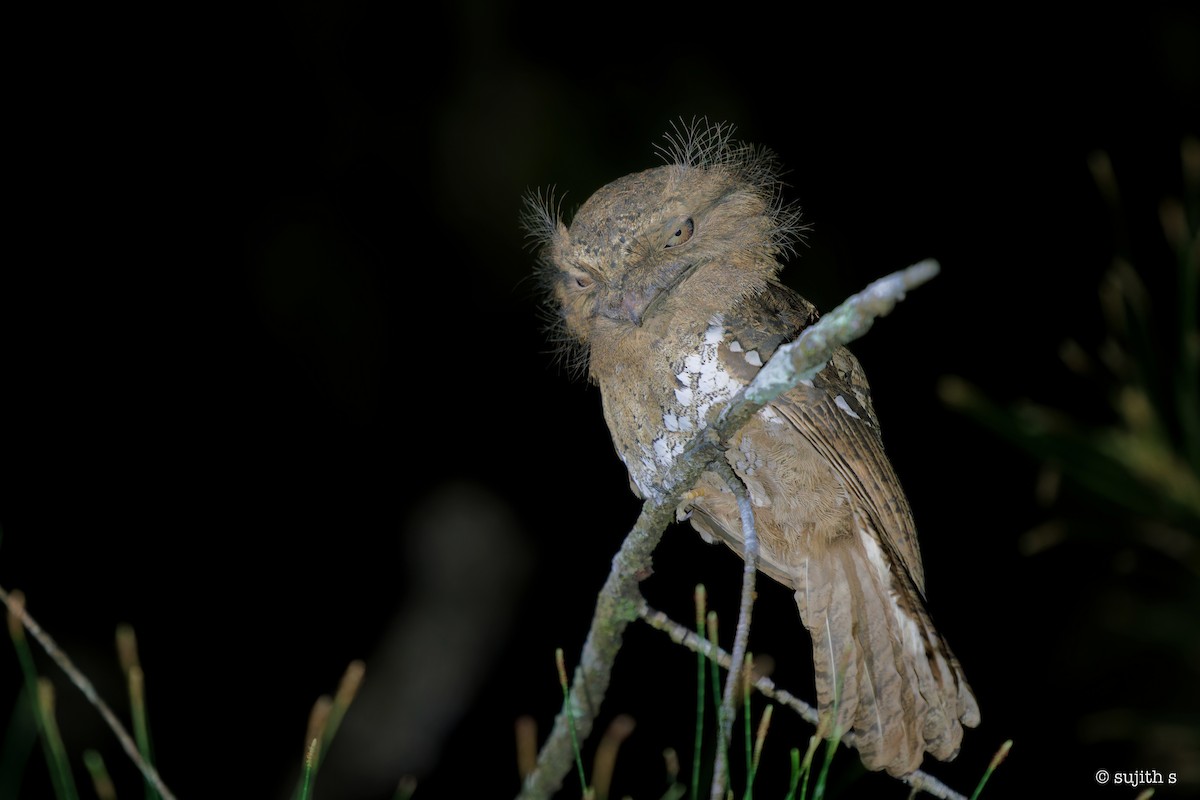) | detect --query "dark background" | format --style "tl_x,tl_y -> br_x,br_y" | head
3,4 -> 1197,799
